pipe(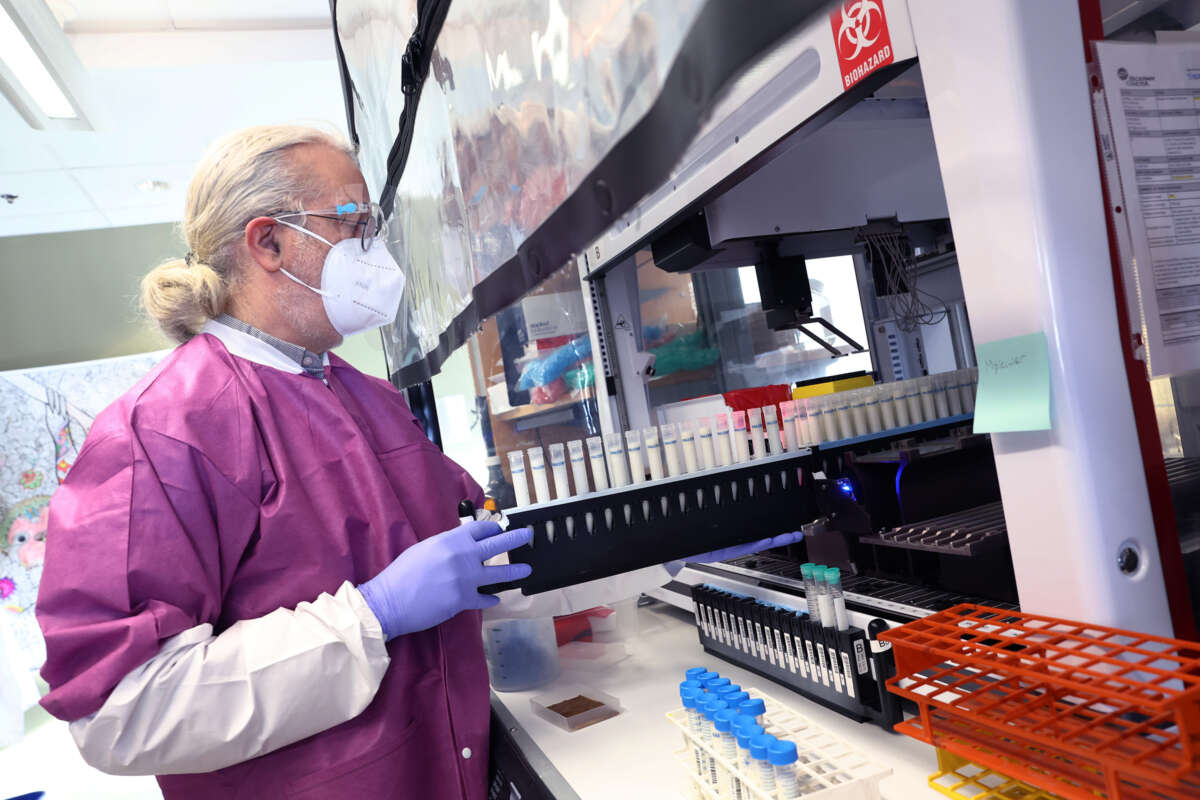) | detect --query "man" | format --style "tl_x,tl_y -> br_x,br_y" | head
37,125 -> 798,798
